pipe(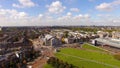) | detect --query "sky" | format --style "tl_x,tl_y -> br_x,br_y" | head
0,0 -> 120,26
